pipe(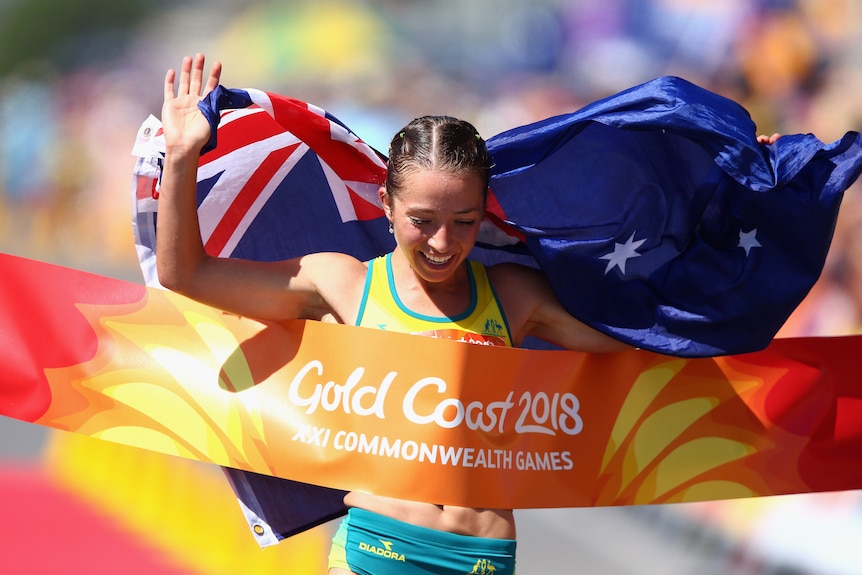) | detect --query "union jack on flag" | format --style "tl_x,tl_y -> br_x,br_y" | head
132,88 -> 400,288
